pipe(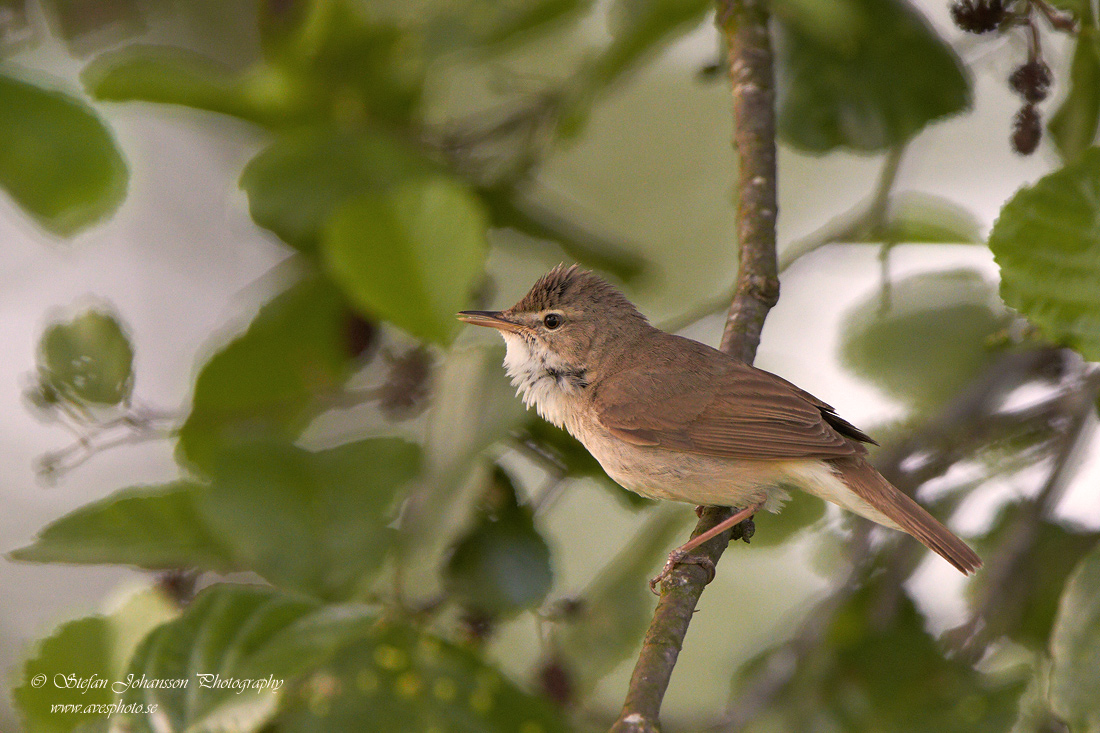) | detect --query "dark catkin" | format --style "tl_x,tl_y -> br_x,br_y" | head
379,346 -> 433,419
344,313 -> 378,359
538,660 -> 574,707
1012,104 -> 1042,155
1010,61 -> 1053,103
950,0 -> 1008,33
